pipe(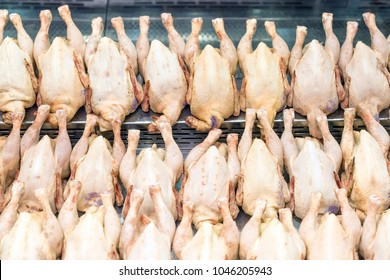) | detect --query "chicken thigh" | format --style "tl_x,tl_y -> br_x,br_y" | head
299,189 -> 361,260
58,180 -> 121,260
120,116 -> 182,219
238,19 -> 289,125
180,129 -> 239,228
339,14 -> 390,139
237,109 -> 289,217
137,14 -> 187,131
360,195 -> 390,259
185,18 -> 239,131
18,105 -> 71,213
240,199 -> 305,260
85,17 -> 143,131
288,13 -> 344,139
0,181 -> 63,259
34,6 -> 87,126
119,186 -> 175,260
0,112 -> 23,212
67,115 -> 124,212
0,11 -> 36,123
281,109 -> 341,219
340,107 -> 390,220
173,198 -> 239,260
